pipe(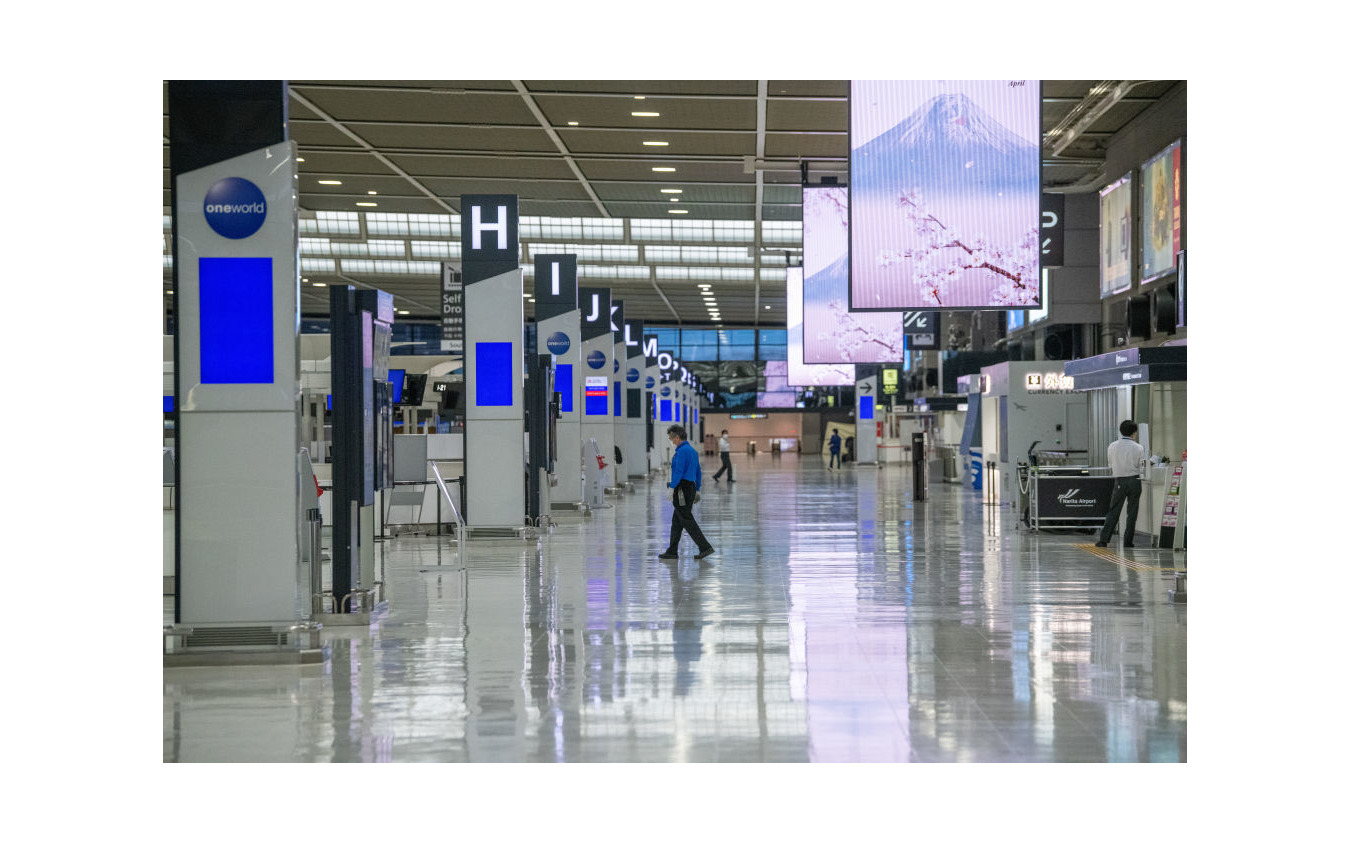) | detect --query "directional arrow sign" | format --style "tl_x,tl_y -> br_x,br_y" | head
859,380 -> 873,394
902,311 -> 938,333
